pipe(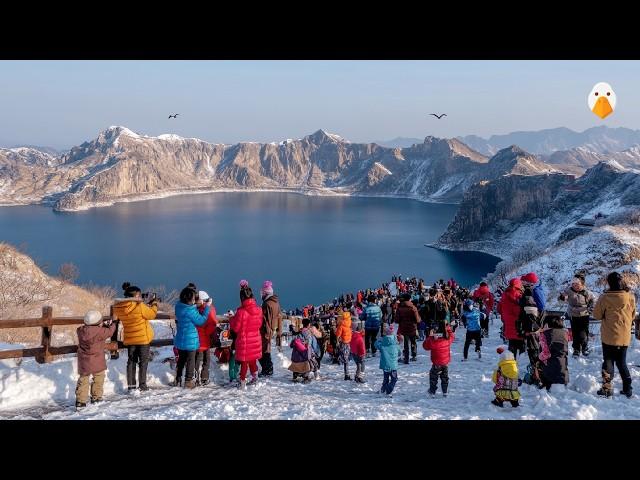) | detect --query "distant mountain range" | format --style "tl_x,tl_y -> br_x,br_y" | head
456,126 -> 640,156
0,126 -> 566,211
